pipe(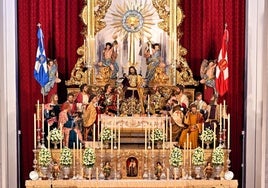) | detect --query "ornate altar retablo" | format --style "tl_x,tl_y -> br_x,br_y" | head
65,0 -> 198,88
